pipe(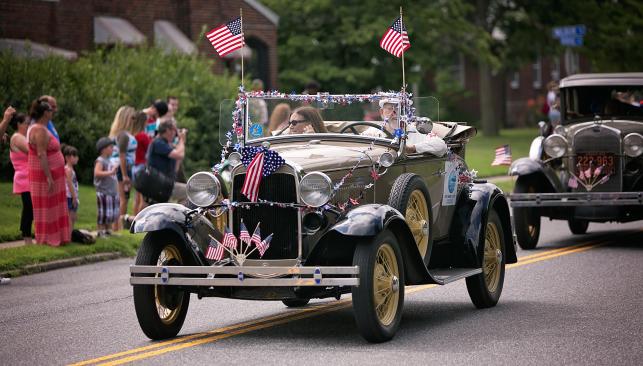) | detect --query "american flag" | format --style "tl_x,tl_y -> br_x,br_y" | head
239,220 -> 251,244
491,145 -> 512,166
250,223 -> 262,247
205,238 -> 225,261
380,16 -> 410,57
222,227 -> 238,250
206,17 -> 244,57
240,147 -> 285,202
256,233 -> 273,257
